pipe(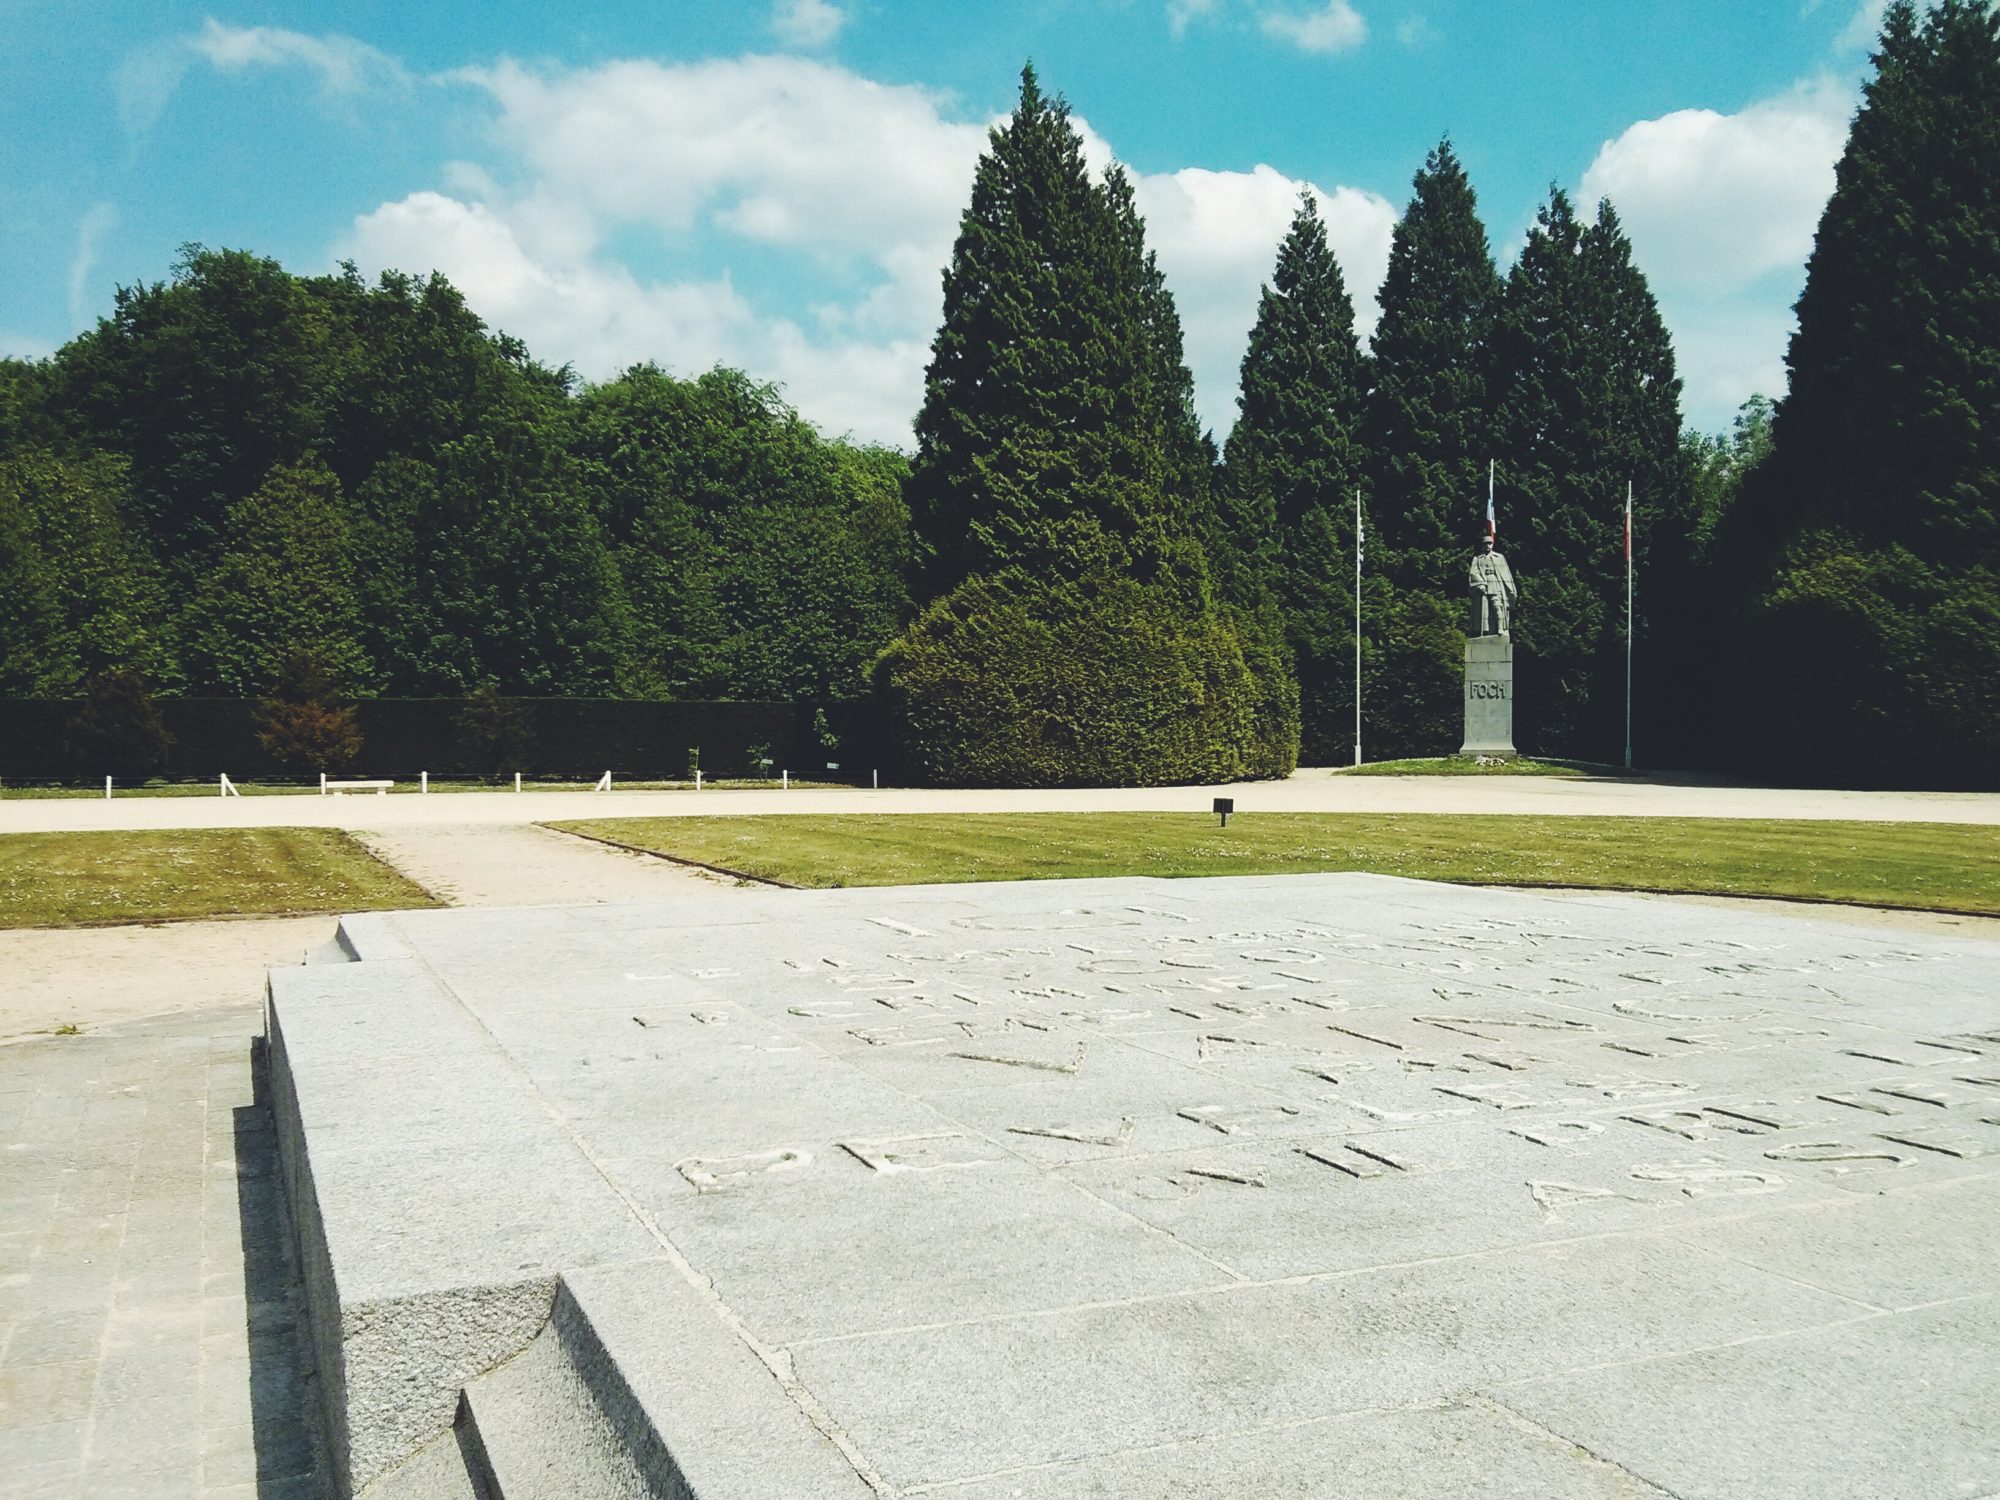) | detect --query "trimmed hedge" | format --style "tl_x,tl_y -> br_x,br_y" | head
876,571 -> 1297,787
0,698 -> 887,782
